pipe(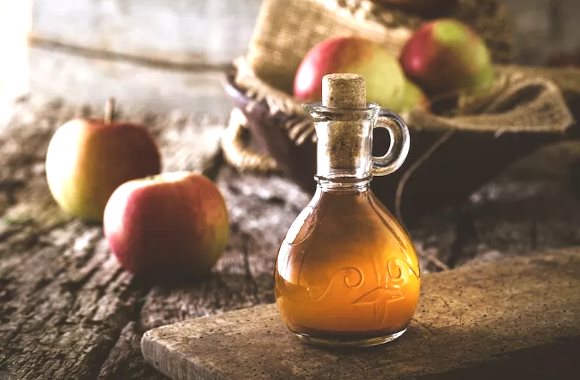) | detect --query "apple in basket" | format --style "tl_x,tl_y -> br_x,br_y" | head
45,98 -> 161,222
104,172 -> 230,280
400,19 -> 495,96
294,36 -> 428,112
